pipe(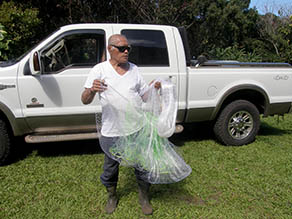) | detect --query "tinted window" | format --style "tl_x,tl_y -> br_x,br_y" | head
121,30 -> 169,67
41,31 -> 105,73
